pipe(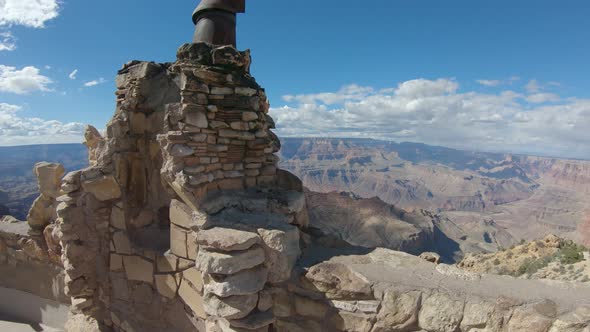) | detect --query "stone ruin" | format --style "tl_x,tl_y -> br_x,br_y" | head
54,42 -> 309,331
1,26 -> 590,332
